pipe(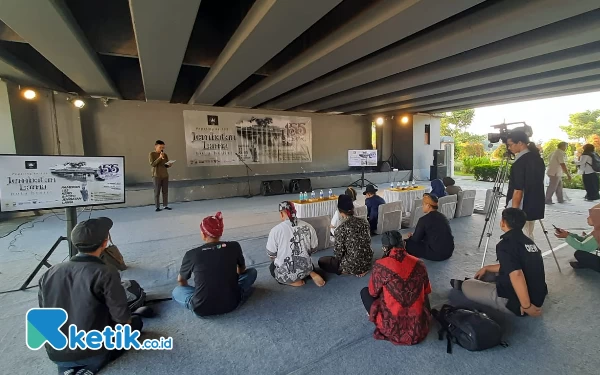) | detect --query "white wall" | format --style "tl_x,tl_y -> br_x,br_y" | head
412,114 -> 441,180
0,81 -> 16,154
